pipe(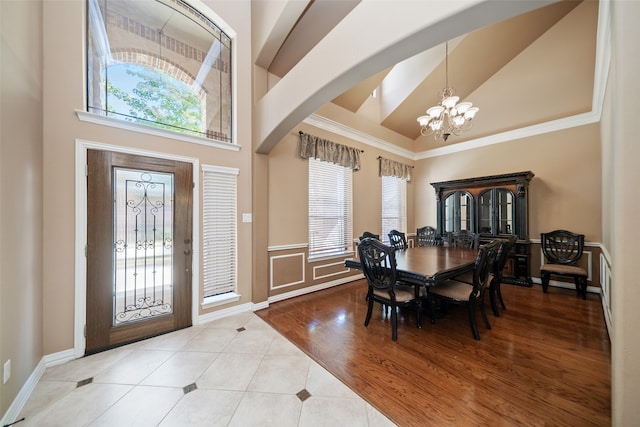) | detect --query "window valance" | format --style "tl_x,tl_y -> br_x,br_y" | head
299,131 -> 361,171
378,157 -> 413,181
